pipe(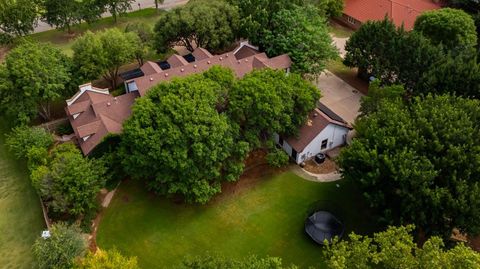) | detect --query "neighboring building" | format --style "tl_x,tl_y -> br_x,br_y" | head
339,0 -> 441,30
275,103 -> 352,164
66,42 -> 292,155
